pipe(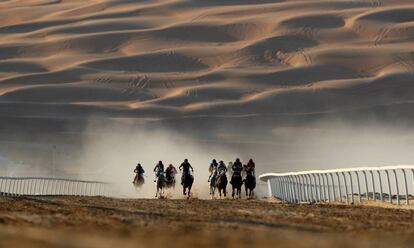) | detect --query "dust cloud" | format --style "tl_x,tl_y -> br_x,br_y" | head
74,119 -> 242,198
2,117 -> 414,198
70,117 -> 414,198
